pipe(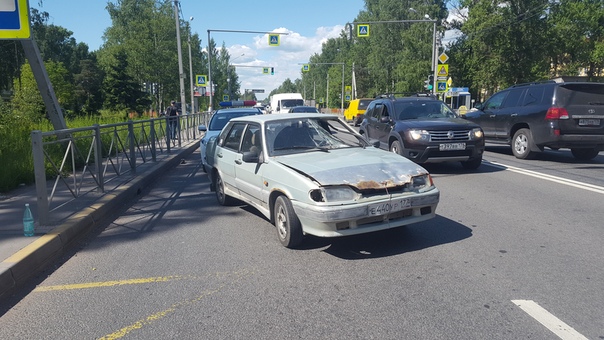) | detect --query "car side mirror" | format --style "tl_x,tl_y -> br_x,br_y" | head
372,141 -> 380,148
380,116 -> 391,123
242,151 -> 260,163
198,124 -> 207,132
